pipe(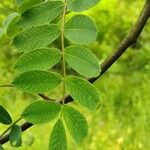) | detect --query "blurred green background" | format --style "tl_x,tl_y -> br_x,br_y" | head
0,0 -> 150,149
